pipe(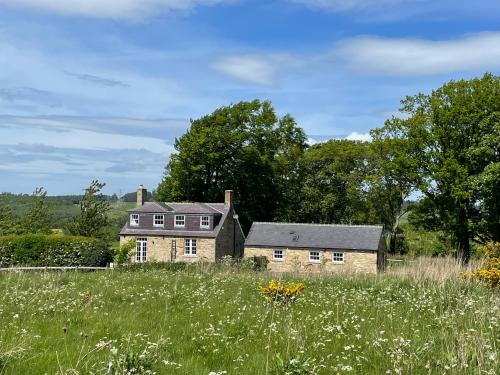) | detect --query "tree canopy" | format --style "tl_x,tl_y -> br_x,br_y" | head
156,100 -> 307,231
379,73 -> 500,262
